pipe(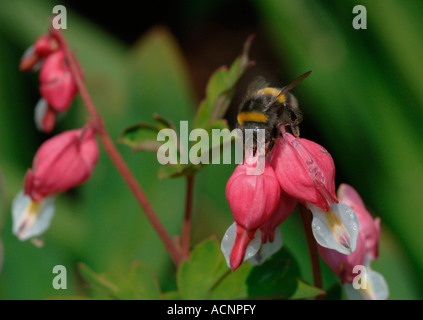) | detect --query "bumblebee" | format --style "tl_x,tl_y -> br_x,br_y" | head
237,71 -> 311,154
